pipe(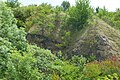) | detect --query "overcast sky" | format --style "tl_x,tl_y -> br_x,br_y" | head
1,0 -> 120,11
